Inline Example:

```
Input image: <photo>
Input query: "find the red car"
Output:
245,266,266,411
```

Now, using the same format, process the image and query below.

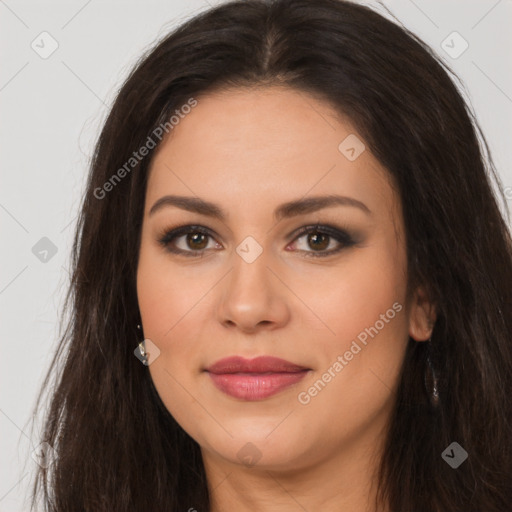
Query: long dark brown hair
29,0,512,510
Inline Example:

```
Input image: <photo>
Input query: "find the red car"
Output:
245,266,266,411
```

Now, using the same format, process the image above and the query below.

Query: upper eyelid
159,223,348,239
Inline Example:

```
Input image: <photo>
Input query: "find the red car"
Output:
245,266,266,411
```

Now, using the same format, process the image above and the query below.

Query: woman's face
137,86,432,474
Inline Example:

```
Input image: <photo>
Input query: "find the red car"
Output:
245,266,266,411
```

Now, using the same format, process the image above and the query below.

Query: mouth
204,356,311,401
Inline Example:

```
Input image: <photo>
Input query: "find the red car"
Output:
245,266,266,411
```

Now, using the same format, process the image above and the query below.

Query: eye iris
187,232,208,250
308,232,329,251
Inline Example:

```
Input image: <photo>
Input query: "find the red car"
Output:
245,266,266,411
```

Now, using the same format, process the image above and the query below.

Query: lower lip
206,371,309,400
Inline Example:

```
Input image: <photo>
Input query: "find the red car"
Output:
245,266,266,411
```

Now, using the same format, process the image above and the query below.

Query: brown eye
186,232,209,250
158,225,219,257
158,223,356,258
289,224,356,257
305,232,330,251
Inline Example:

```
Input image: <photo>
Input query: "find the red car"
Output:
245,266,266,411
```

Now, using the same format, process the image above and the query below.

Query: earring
136,324,148,364
424,337,440,408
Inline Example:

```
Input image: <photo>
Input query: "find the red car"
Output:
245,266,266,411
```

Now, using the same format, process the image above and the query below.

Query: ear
408,286,437,342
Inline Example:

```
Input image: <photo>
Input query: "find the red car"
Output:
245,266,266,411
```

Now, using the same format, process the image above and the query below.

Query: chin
199,425,312,470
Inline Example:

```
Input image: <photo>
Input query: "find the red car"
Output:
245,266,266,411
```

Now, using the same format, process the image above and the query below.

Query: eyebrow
148,194,371,220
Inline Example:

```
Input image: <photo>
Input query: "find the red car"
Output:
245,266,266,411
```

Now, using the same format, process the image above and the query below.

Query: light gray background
1,0,511,510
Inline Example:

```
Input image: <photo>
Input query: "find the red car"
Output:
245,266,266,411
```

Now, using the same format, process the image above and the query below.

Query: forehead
146,86,398,221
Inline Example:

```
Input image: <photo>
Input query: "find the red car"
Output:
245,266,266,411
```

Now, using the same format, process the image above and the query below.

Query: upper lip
205,356,309,374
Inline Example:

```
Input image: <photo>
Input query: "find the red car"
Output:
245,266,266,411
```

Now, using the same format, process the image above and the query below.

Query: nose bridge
216,234,290,331
229,236,274,302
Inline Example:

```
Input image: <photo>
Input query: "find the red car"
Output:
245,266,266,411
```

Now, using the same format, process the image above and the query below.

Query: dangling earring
424,337,440,408
136,324,148,365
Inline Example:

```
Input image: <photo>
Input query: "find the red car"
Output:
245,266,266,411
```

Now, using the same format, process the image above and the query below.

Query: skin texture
136,86,436,512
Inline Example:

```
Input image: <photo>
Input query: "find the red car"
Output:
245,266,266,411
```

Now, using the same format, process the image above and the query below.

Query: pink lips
205,356,310,401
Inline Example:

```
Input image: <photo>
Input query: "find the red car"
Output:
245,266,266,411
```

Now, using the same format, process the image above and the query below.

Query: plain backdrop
1,0,511,510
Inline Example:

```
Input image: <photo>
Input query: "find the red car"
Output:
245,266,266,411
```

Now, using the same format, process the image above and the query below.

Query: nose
215,249,291,334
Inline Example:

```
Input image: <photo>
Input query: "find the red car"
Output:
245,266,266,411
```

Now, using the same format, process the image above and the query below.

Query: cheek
292,239,409,417
136,234,211,339
136,251,209,435
136,239,215,417
293,239,407,352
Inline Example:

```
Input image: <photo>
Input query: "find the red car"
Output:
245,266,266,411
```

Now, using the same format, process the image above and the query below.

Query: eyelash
157,223,357,259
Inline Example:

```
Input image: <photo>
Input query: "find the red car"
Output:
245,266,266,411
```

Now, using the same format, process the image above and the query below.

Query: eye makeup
156,221,361,259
